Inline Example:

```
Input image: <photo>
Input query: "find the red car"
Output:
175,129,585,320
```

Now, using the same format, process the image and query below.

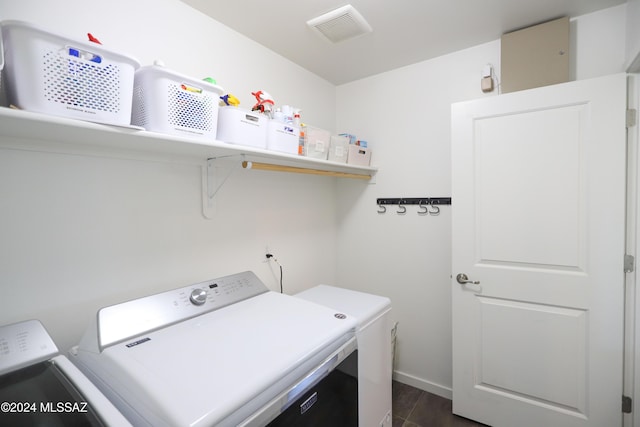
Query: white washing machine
295,285,393,427
0,319,131,426
70,271,361,426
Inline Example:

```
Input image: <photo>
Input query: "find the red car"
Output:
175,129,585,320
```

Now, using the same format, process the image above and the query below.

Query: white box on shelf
216,107,268,148
303,126,330,160
328,135,350,163
267,121,299,154
347,145,372,166
131,65,224,139
0,20,139,126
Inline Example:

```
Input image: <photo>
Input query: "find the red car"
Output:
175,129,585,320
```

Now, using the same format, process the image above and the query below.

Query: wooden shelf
0,107,377,179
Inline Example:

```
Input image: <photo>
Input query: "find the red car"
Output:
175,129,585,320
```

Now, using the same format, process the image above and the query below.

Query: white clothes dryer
295,285,393,427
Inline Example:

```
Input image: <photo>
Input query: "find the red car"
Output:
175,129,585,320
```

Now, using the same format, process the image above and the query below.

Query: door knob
456,273,480,285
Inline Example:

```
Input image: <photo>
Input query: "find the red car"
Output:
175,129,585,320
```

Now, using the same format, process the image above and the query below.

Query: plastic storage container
0,20,139,126
131,65,224,139
347,145,372,166
328,134,350,163
216,107,268,148
266,120,299,154
303,125,331,160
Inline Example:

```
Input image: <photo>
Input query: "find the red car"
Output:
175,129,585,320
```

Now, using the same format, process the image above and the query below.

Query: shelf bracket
202,155,244,219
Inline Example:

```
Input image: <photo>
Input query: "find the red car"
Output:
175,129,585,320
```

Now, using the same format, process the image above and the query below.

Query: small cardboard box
328,135,350,163
267,121,299,154
216,107,267,148
347,145,372,166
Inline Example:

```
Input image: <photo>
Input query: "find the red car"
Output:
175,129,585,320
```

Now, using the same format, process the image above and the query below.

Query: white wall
626,0,640,70
335,4,629,398
0,0,343,352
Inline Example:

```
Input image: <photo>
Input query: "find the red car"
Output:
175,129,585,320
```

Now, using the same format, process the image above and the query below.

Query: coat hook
418,200,429,215
429,199,440,216
397,200,407,215
377,201,386,214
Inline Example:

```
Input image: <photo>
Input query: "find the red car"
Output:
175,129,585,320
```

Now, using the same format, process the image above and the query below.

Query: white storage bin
303,126,331,160
0,20,139,126
267,121,299,154
217,107,267,149
131,65,223,139
328,135,349,163
347,145,372,166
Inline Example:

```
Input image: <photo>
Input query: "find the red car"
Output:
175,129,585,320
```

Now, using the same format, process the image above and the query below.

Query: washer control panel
0,320,58,375
97,271,269,349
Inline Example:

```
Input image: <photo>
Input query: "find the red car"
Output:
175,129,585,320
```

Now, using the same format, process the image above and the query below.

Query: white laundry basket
0,20,139,125
131,65,224,139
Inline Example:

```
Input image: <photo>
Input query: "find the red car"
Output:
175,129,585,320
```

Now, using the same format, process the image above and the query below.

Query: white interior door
451,73,627,427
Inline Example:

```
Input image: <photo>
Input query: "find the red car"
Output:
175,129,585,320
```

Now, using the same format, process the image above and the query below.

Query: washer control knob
189,288,208,306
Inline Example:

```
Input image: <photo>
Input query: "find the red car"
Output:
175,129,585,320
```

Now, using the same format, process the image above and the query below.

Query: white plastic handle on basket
65,45,102,64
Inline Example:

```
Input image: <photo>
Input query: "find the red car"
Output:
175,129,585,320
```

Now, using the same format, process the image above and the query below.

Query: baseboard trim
393,370,453,400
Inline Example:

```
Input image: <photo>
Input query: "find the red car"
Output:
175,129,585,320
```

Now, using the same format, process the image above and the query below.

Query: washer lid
0,359,109,426
0,321,132,426
75,291,357,427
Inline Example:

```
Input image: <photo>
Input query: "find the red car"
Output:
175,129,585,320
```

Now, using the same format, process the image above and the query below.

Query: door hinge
623,395,632,413
624,254,635,273
627,109,637,128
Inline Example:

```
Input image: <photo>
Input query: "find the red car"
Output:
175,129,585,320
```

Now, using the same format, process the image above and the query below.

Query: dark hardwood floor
392,381,489,427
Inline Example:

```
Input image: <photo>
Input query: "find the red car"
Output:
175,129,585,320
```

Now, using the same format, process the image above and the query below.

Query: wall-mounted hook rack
376,197,451,216
376,197,452,206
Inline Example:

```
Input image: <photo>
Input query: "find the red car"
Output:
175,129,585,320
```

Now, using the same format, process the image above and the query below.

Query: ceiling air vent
307,4,372,43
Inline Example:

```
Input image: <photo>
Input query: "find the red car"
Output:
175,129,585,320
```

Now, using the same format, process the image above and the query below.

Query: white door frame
630,72,640,427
